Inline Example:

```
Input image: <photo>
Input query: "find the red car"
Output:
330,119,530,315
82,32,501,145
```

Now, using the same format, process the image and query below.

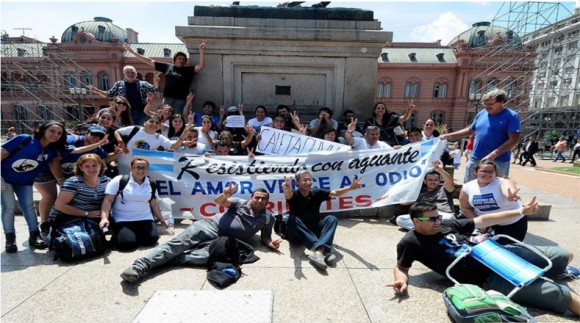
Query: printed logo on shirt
134,140,151,150
61,162,75,176
11,159,39,173
472,193,500,212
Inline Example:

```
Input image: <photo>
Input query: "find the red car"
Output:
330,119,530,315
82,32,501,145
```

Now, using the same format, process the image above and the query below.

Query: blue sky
1,1,577,45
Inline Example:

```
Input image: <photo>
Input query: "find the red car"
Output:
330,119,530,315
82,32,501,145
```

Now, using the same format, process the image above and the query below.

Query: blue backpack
52,218,105,261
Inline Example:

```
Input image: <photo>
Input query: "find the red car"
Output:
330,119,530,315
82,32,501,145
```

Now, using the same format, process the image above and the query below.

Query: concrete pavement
1,161,579,322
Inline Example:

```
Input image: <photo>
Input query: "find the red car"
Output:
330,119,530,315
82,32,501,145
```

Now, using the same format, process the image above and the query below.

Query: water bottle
166,213,175,235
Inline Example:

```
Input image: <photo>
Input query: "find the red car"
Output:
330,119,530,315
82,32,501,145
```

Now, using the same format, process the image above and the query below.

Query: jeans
163,97,187,115
484,244,571,314
1,182,39,234
131,110,147,127
286,215,337,254
464,158,510,183
554,151,566,162
134,219,219,270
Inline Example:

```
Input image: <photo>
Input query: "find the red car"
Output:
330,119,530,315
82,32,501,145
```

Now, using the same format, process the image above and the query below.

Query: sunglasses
116,101,129,106
416,215,442,223
90,132,105,139
478,170,495,174
133,165,148,171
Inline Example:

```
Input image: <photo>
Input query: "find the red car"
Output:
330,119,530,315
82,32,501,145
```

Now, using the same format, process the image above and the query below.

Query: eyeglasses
116,101,128,106
147,120,160,124
478,170,495,174
416,215,442,223
133,166,148,171
484,101,499,106
90,132,105,139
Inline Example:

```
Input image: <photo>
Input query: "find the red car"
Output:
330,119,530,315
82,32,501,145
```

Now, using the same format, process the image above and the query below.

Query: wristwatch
84,211,89,218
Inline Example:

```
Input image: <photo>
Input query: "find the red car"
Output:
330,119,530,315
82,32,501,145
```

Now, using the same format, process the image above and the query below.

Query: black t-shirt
288,189,331,226
155,61,196,100
125,82,144,113
364,113,400,146
396,218,491,285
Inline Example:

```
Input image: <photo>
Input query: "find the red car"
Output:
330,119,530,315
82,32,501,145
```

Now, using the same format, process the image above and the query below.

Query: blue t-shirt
1,134,58,185
470,108,520,161
59,135,107,177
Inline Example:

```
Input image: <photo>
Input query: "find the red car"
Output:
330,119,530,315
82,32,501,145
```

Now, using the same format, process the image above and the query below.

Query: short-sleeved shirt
116,126,173,174
470,108,520,161
60,135,107,178
1,134,58,185
51,175,110,214
288,189,331,225
462,177,522,226
210,198,274,242
351,137,391,150
155,61,196,101
417,185,454,214
396,218,492,285
105,174,157,223
247,117,273,133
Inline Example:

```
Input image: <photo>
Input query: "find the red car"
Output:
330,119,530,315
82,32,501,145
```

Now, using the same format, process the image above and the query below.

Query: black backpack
121,126,141,144
116,175,157,203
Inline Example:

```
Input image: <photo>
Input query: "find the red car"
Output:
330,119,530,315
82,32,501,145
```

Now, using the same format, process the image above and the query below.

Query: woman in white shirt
247,105,272,133
100,157,168,251
194,115,217,152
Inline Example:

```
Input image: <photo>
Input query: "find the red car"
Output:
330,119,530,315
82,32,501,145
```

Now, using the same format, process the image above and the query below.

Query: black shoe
5,233,17,253
29,231,48,249
39,221,50,242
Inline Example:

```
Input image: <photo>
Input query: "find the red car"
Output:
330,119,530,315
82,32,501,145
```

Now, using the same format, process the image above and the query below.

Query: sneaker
556,265,580,281
307,253,327,270
121,262,149,283
324,253,337,266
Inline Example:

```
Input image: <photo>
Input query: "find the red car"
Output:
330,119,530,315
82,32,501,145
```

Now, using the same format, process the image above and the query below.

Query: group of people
2,41,579,318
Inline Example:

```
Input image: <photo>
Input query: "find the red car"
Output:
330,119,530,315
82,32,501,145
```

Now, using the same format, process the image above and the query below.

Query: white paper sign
224,115,246,128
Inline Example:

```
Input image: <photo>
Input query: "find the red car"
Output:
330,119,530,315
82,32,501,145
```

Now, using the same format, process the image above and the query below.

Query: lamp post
69,87,88,122
467,92,481,124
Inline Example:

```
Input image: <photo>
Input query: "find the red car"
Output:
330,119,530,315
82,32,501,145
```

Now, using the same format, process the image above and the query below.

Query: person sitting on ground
120,184,281,283
282,170,362,270
460,159,527,242
336,109,363,139
49,154,111,233
276,105,300,132
364,101,414,146
387,201,580,317
344,118,391,150
100,157,168,251
246,105,272,133
193,100,220,131
177,127,207,155
308,107,338,139
404,127,423,145
396,161,456,230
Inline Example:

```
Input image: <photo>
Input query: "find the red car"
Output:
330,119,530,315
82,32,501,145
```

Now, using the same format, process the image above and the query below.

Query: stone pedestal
175,5,392,120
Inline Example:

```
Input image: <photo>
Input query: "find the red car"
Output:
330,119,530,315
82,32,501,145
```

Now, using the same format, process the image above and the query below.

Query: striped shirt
60,175,110,211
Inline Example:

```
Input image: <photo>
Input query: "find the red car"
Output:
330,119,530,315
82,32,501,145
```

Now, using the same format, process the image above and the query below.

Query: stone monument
176,4,392,120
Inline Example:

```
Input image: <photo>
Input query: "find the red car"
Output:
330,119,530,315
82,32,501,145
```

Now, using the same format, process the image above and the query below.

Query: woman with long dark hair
1,120,67,252
364,102,413,146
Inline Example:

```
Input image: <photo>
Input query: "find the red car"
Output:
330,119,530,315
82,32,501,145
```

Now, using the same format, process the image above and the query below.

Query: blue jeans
484,244,571,314
286,215,337,254
1,182,39,234
163,97,187,115
134,219,219,270
554,151,566,162
464,158,511,183
131,110,147,127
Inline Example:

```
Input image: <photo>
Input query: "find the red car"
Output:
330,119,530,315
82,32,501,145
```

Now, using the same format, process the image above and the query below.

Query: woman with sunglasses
1,121,67,253
459,159,527,242
34,124,115,241
100,157,167,251
115,115,190,174
364,101,413,146
110,96,133,127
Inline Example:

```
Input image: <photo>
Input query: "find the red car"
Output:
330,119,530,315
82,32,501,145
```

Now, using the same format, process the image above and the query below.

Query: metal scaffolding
1,41,96,133
466,1,579,141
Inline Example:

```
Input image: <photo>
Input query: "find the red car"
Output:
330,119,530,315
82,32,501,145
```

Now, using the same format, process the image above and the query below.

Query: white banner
256,126,350,155
128,139,445,218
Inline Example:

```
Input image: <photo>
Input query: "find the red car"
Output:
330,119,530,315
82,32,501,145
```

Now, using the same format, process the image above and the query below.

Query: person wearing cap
308,107,338,139
122,41,206,115
88,65,159,126
34,124,117,241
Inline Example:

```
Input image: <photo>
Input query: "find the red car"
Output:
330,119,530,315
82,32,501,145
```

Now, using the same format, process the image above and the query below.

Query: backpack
443,284,536,323
52,218,105,261
116,174,157,203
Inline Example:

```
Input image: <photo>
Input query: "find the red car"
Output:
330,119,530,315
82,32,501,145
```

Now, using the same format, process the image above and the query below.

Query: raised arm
282,176,294,200
344,118,358,146
214,182,238,208
432,160,455,193
87,84,108,98
398,99,415,123
194,40,206,73
330,176,362,196
123,44,155,67
439,126,474,141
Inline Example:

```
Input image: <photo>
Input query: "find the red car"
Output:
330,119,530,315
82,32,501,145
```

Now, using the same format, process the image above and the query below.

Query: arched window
430,111,444,125
468,79,481,97
383,82,392,98
65,73,77,88
504,78,515,98
377,82,384,97
486,79,498,92
99,73,110,90
81,72,92,86
433,82,448,98
405,81,420,98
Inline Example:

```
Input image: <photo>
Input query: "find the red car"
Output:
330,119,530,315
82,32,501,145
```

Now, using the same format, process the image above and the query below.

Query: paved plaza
1,159,579,322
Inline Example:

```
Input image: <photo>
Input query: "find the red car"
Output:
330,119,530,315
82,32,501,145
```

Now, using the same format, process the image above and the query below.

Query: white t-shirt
351,137,391,150
196,128,216,151
179,142,208,155
105,174,158,223
247,117,273,132
117,126,173,174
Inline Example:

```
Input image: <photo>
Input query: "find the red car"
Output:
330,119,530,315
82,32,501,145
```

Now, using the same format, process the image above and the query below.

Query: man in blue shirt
440,89,520,182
